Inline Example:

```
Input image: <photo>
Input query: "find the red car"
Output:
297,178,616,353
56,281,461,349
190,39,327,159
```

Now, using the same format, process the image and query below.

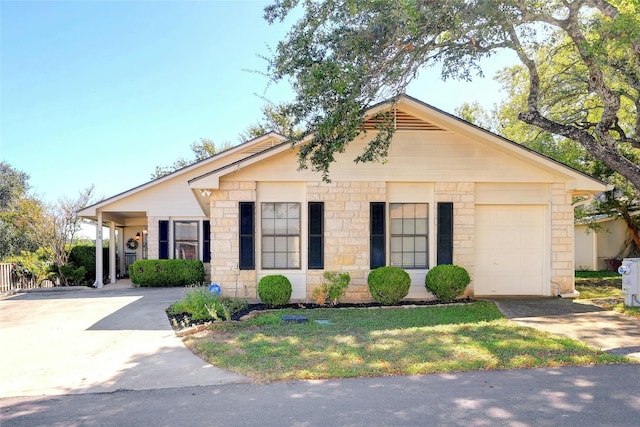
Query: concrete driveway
490,297,640,361
0,284,248,398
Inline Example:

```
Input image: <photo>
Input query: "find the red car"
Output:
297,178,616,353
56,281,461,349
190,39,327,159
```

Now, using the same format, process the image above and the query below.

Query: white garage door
474,205,547,296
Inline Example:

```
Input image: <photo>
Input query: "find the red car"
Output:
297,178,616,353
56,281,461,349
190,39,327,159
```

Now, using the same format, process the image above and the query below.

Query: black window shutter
158,220,169,259
370,202,386,269
437,202,454,265
239,202,255,270
308,202,324,269
203,220,211,263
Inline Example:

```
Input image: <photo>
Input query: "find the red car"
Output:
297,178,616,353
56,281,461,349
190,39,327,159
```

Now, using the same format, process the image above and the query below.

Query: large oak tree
265,0,639,188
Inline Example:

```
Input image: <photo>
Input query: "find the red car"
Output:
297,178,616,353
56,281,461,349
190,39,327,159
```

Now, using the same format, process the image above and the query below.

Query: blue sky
1,0,517,204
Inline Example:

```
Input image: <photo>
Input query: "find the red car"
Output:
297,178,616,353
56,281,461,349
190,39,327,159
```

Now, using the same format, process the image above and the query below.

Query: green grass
575,276,640,318
184,301,630,382
575,270,620,279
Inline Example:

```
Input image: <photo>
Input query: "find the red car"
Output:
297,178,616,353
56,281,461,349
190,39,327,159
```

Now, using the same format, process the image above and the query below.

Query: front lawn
184,301,629,382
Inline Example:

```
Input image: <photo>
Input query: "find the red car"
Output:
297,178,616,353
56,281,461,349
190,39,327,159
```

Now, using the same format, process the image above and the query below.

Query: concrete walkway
0,282,249,398
490,297,640,361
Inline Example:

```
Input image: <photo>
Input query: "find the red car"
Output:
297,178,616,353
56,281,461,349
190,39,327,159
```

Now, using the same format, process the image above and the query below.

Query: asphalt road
2,364,639,427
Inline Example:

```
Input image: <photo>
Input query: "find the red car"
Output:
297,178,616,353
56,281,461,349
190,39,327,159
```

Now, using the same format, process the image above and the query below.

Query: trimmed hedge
367,266,411,305
425,264,470,302
129,259,205,287
257,274,292,307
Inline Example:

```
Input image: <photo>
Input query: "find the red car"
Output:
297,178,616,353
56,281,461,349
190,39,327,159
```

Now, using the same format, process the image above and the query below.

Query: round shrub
367,266,411,305
425,264,470,302
258,275,292,307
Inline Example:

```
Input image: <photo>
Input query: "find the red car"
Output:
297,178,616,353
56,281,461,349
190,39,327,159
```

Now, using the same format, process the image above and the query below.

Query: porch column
94,211,104,288
109,221,116,284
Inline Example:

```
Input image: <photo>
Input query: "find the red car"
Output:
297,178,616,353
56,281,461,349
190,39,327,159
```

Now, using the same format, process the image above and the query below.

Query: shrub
258,275,292,307
68,245,109,284
312,271,350,306
367,266,411,305
168,287,248,322
129,259,205,287
425,264,470,302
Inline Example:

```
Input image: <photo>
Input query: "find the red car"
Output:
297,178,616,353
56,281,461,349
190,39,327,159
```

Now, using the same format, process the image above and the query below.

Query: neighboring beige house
575,214,637,271
78,95,608,300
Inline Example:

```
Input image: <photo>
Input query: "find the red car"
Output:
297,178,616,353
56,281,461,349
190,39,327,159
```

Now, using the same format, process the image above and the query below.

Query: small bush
258,275,292,307
312,271,350,305
367,266,411,305
129,259,205,287
425,264,470,302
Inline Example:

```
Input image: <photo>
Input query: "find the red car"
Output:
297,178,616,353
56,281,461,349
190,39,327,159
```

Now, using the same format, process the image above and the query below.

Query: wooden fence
0,263,55,293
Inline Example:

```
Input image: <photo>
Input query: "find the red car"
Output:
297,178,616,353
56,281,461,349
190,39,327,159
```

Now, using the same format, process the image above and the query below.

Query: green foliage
68,245,109,284
312,271,350,305
58,264,87,286
367,266,410,305
265,1,640,191
257,274,292,307
3,248,53,284
425,264,471,303
169,287,248,322
129,259,205,287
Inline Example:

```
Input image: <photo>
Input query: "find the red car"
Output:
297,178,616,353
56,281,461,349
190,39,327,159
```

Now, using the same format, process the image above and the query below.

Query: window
174,221,198,260
308,202,324,269
261,202,300,269
390,203,428,268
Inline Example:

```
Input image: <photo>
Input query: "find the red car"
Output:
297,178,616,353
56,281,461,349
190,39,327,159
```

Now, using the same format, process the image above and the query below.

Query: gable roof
78,132,287,217
187,94,608,192
79,94,609,219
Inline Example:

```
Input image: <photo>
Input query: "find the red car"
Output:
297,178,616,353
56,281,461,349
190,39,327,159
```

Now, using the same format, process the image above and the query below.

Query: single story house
78,95,608,300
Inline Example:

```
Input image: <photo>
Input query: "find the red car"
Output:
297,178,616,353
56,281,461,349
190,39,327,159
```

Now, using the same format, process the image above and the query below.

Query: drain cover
281,315,307,323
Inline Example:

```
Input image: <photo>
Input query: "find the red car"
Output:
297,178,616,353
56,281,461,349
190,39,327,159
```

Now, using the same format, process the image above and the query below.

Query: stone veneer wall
210,181,257,298
550,183,575,295
435,182,475,297
306,181,386,301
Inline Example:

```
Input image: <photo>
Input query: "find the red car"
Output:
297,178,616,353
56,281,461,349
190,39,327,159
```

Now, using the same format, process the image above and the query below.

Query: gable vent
364,108,444,131
240,138,284,155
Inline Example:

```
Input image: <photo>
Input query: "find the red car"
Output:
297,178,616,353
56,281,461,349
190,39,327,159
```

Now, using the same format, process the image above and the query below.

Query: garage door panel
475,205,546,296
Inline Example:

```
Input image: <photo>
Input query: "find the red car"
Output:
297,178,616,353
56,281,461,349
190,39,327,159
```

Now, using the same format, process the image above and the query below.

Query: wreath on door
126,238,138,250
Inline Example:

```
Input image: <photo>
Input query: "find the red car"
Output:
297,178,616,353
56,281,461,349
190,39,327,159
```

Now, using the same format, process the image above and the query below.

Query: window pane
415,237,427,252
262,252,275,269
274,252,287,268
175,242,197,260
275,203,287,218
274,219,287,234
391,252,402,266
415,203,428,218
390,203,402,219
403,219,415,235
262,218,275,234
288,218,300,234
416,218,427,235
262,203,275,219
390,236,402,252
403,236,414,252
274,236,287,252
288,252,300,268
391,218,402,234
415,252,427,267
288,203,300,218
262,236,274,252
402,203,415,218
175,222,197,240
403,252,414,267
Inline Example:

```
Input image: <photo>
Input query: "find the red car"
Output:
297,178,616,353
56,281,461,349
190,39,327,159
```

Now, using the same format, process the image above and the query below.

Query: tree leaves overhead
265,0,640,188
